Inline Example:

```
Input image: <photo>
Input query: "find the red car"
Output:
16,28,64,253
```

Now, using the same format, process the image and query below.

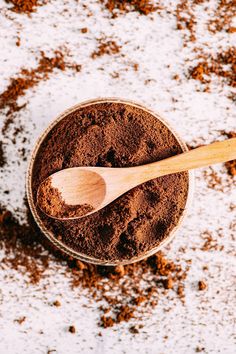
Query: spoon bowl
37,168,107,219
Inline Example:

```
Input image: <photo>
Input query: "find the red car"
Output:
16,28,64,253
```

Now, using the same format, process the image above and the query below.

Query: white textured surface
0,1,235,353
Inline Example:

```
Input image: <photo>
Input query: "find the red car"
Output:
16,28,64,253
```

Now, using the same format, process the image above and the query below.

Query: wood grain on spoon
37,138,236,220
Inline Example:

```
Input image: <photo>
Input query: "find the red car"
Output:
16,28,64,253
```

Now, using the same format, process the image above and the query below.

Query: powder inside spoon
37,177,94,219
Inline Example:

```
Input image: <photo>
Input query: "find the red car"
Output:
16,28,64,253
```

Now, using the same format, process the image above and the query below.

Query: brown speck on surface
16,36,21,46
225,159,236,176
195,346,206,353
81,27,88,33
163,277,173,289
129,325,139,334
101,315,114,328
68,325,76,333
53,300,61,307
15,316,26,324
177,284,185,300
173,74,180,80
198,280,207,291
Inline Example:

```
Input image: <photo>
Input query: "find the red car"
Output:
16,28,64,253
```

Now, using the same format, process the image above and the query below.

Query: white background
0,1,235,353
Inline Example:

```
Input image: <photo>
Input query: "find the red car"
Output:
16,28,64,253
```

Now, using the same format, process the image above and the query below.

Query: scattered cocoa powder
177,284,185,301
208,0,236,33
176,0,197,43
198,280,207,291
129,325,139,334
0,205,51,284
101,0,158,16
225,159,236,177
91,37,121,59
5,0,47,14
203,167,223,190
163,277,173,290
0,50,66,134
53,300,61,307
16,36,21,47
0,203,189,329
14,316,26,324
68,325,76,333
189,47,236,89
81,27,88,33
200,231,224,252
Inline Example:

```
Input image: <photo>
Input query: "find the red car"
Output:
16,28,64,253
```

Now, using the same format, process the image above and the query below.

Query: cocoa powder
101,0,158,16
31,101,189,262
208,0,236,33
5,0,47,14
189,47,236,89
0,50,66,134
91,36,121,59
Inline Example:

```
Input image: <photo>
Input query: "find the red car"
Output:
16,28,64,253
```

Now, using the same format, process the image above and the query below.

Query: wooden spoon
37,138,236,220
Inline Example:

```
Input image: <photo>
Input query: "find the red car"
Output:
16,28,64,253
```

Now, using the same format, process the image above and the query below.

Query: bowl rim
26,97,194,266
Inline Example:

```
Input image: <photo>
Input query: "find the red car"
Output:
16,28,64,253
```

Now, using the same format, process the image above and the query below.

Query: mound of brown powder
31,101,189,262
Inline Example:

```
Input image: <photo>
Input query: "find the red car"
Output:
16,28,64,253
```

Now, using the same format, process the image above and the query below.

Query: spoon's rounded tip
37,174,96,220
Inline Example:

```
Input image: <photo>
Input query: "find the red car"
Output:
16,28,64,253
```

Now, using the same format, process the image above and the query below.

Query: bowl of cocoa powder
27,98,194,265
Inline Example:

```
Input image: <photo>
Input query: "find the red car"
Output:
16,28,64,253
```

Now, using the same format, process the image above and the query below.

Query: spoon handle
137,138,236,181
